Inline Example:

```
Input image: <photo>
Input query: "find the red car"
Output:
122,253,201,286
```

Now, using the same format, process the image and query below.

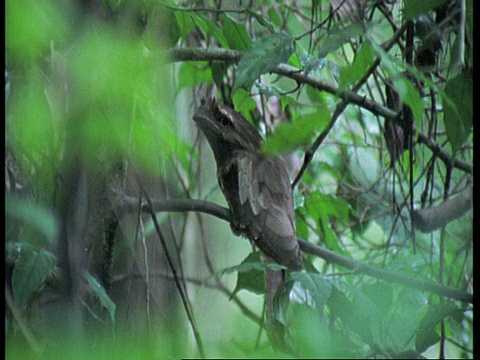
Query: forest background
5,0,473,358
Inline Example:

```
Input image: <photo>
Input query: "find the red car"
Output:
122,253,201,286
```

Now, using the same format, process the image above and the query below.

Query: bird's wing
225,151,302,270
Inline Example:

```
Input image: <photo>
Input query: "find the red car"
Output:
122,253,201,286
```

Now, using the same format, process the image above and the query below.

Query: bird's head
193,98,263,162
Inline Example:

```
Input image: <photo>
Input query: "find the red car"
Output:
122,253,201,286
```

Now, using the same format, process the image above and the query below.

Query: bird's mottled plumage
193,98,303,271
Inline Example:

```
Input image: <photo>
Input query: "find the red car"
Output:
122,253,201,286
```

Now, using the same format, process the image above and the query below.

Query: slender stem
138,186,206,358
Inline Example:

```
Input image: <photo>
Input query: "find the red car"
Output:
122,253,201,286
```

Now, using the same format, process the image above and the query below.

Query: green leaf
327,284,378,345
177,62,213,90
193,15,229,48
6,242,23,264
318,23,365,58
339,42,376,91
246,9,279,33
220,13,252,51
303,191,350,254
229,252,265,296
234,33,295,90
12,246,57,307
225,252,285,297
6,0,69,64
84,271,116,325
291,272,332,310
174,11,195,39
67,25,176,174
6,196,58,244
262,107,330,156
443,71,473,152
232,88,258,115
404,0,449,20
415,303,463,352
392,76,424,123
304,191,350,223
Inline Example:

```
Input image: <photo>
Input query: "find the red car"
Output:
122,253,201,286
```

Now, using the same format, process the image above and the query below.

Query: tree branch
167,47,398,119
118,196,472,304
166,47,472,175
298,240,472,304
412,184,473,233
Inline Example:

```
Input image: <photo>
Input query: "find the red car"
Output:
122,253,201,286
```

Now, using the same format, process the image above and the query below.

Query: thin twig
138,185,205,358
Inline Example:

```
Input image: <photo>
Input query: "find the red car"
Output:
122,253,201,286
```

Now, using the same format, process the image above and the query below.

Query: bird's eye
219,114,231,127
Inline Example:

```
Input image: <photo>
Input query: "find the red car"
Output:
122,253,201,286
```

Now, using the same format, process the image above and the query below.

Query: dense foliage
6,0,472,359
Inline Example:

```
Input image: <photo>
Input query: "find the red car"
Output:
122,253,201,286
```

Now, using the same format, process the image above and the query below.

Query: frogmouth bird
193,98,303,270
193,98,303,349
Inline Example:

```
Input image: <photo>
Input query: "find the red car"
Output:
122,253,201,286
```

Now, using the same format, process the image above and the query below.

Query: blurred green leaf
84,271,116,325
67,24,175,173
234,33,295,90
6,0,69,65
177,62,213,90
69,25,156,106
7,69,56,167
220,13,252,51
12,245,57,308
6,242,23,264
443,71,473,152
262,107,329,156
6,196,58,244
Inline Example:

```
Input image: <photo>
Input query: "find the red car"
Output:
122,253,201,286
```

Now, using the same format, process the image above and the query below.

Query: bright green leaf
177,62,213,90
6,0,69,65
174,11,195,39
7,68,57,172
232,89,258,115
303,191,350,253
